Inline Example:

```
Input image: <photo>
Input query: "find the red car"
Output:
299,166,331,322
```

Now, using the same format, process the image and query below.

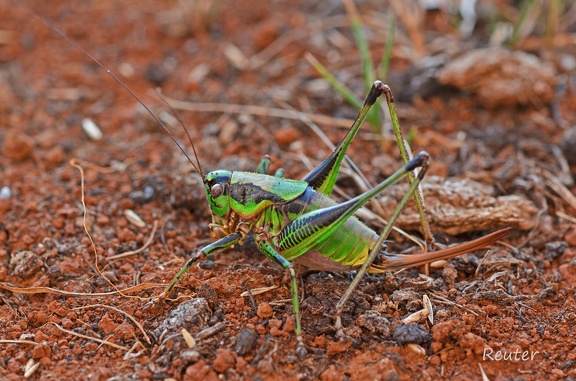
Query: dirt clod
212,348,236,373
355,312,391,336
256,301,273,319
9,250,43,278
184,360,219,381
393,324,432,347
154,298,211,339
2,129,34,160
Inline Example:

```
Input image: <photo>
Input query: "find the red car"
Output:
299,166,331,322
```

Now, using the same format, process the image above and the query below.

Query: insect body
159,82,511,352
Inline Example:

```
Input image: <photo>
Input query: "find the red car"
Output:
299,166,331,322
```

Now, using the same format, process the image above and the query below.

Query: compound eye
210,183,223,198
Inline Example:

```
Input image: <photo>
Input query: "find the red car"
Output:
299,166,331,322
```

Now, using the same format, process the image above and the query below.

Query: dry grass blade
478,362,491,381
389,0,425,58
123,341,146,360
239,285,277,297
159,94,354,129
543,170,576,211
0,281,162,296
49,322,129,351
24,359,40,378
557,211,576,225
73,304,151,344
195,321,227,340
69,159,155,301
0,339,38,345
431,294,479,317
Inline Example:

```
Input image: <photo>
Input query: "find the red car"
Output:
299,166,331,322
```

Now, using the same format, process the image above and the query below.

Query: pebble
9,250,43,278
32,343,51,359
564,229,576,246
0,186,11,199
274,126,301,146
153,298,211,339
3,129,34,160
235,328,258,356
184,360,218,381
81,118,103,141
212,348,235,373
551,368,564,378
393,324,432,346
257,302,273,319
98,313,119,335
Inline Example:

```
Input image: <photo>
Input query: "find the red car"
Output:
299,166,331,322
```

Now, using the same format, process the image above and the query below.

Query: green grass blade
508,0,537,46
305,53,363,111
350,17,375,92
379,14,395,82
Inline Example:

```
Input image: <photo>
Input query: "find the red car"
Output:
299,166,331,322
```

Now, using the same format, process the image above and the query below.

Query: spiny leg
383,86,435,250
302,80,385,196
256,240,306,356
334,157,430,337
158,232,243,299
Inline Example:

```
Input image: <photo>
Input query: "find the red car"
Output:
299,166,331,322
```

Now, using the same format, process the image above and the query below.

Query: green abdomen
280,187,379,271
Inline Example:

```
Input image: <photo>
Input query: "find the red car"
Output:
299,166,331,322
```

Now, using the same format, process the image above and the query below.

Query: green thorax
229,172,308,218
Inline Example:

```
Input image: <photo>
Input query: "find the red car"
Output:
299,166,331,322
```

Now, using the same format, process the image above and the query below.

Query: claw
294,335,311,358
143,290,169,311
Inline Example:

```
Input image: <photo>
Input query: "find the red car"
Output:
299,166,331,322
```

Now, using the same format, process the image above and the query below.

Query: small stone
326,339,352,355
184,360,218,381
45,145,65,166
313,335,326,348
320,364,340,381
356,312,391,335
274,127,301,146
98,314,119,335
235,328,258,356
3,129,34,160
153,298,211,339
282,316,295,333
459,332,487,355
429,355,441,366
257,302,273,319
430,342,443,353
114,322,136,341
32,343,51,359
9,250,43,278
551,368,564,378
393,324,432,346
212,348,235,373
544,241,568,261
269,326,282,337
432,319,463,342
565,228,576,246
34,331,50,343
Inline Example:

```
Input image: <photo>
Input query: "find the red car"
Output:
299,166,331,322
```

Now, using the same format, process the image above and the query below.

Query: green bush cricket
17,1,511,356
154,81,510,354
